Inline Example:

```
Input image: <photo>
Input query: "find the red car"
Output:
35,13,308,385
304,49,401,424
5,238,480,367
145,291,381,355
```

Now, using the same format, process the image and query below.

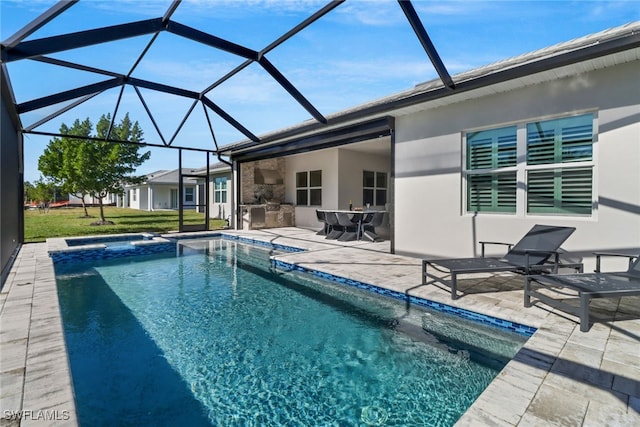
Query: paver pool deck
1,228,638,426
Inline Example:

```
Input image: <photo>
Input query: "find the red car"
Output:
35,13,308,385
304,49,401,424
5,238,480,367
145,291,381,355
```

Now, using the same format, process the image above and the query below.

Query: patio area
1,227,638,426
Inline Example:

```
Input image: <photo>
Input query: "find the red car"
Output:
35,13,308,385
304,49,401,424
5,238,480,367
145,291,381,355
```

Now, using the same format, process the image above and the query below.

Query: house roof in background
189,162,232,176
138,168,198,185
130,163,230,186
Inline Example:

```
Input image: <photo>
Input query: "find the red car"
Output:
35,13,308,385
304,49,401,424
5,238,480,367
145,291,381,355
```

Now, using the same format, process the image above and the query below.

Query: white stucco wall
394,60,640,271
128,187,142,210
285,149,339,228
337,148,391,210
151,186,172,210
284,147,391,229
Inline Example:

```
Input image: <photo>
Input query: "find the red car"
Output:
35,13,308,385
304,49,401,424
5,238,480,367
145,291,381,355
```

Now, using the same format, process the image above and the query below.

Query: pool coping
2,230,639,426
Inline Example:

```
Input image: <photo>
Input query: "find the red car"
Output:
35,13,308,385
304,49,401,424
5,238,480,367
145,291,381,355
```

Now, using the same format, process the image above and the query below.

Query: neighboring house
221,22,640,271
190,162,233,221
121,169,199,211
68,193,117,206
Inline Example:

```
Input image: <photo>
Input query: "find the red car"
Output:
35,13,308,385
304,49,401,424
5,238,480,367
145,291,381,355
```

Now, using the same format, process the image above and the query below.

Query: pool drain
361,406,389,426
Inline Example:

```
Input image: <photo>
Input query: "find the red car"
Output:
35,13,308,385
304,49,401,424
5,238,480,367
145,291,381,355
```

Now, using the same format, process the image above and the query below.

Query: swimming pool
54,237,528,426
64,233,155,247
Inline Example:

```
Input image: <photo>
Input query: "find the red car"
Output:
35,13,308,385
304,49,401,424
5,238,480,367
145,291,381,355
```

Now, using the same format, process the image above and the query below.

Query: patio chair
361,212,386,242
525,252,640,332
336,212,362,242
315,210,328,235
324,212,344,240
422,224,582,300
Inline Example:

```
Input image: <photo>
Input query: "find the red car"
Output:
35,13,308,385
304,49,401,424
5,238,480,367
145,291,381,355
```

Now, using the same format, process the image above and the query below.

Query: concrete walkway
1,228,638,426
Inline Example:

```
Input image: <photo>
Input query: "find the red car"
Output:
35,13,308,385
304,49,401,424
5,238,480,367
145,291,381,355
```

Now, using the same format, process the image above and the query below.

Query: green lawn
24,206,227,243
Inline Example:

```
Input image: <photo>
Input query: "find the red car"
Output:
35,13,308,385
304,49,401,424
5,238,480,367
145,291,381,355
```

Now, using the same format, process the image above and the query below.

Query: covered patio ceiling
1,0,450,157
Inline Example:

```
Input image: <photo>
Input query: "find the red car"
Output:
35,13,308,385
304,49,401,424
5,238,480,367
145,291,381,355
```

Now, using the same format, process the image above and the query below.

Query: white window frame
296,170,322,206
184,187,194,203
363,170,388,207
462,111,597,218
214,177,227,204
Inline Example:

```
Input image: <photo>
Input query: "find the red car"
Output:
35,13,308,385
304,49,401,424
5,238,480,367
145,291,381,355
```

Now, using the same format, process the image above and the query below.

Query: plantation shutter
467,126,517,170
526,114,593,215
527,114,593,165
466,126,516,213
527,167,593,214
467,172,516,213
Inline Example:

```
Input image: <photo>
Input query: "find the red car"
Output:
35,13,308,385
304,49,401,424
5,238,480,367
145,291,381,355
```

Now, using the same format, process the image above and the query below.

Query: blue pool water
54,238,528,426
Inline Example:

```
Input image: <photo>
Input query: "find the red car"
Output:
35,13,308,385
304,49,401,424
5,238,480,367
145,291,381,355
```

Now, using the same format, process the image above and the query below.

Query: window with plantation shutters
465,126,517,213
464,113,595,216
526,114,593,214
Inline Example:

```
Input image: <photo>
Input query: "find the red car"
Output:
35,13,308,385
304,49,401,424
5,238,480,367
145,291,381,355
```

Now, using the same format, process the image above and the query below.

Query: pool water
54,238,527,426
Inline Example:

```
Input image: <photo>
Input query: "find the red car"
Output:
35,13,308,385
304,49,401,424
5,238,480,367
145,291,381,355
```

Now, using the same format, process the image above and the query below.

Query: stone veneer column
240,158,286,204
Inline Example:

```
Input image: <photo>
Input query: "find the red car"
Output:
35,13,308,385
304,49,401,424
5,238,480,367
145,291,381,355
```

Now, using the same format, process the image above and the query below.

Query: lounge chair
525,252,640,332
422,224,582,300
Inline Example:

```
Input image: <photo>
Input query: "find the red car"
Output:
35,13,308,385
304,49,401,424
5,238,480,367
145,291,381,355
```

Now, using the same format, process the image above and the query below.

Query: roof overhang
229,116,394,163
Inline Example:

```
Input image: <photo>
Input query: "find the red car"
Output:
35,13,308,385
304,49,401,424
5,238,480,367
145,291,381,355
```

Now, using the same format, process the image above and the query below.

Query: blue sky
2,0,637,183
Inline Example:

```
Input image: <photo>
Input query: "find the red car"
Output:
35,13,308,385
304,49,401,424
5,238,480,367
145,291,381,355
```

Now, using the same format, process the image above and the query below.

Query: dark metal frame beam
202,102,232,166
201,96,259,142
201,0,344,95
24,92,102,132
398,0,455,89
4,0,344,147
127,77,199,99
258,56,327,124
133,86,168,146
1,0,78,49
23,129,218,154
166,21,258,60
30,55,122,78
2,18,165,62
16,78,122,113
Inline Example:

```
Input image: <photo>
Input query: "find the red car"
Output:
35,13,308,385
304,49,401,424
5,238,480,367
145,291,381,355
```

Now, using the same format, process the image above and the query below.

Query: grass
24,206,227,243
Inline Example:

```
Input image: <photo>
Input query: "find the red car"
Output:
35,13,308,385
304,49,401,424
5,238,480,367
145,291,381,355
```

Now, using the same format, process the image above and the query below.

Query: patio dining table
318,209,386,241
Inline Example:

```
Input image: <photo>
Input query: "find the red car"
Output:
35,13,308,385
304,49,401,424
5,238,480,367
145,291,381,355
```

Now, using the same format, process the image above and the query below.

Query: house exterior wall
127,186,147,210
68,194,115,206
337,148,390,210
208,171,233,220
285,149,339,228
151,185,172,210
284,147,391,229
125,183,197,211
138,185,149,210
393,60,640,271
